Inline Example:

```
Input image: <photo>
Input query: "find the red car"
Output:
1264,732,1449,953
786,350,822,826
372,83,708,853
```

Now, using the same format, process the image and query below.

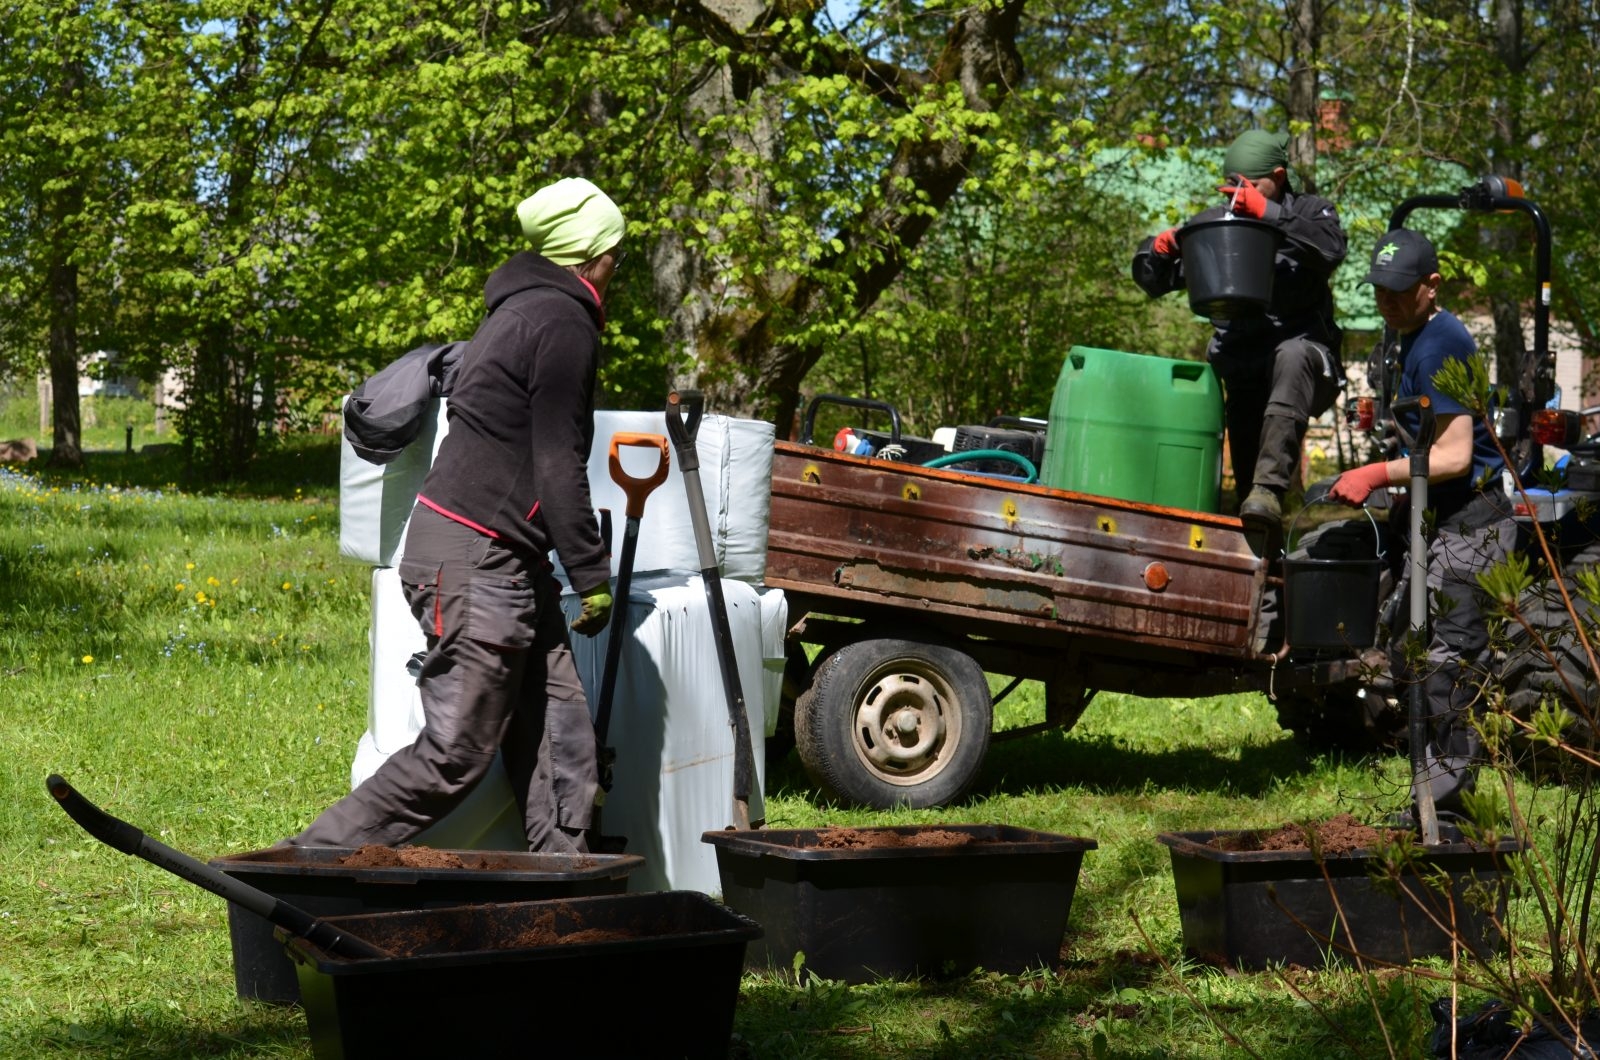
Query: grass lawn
0,435,1548,1058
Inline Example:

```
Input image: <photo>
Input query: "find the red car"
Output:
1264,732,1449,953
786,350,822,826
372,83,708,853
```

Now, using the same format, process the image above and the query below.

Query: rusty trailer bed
764,441,1272,672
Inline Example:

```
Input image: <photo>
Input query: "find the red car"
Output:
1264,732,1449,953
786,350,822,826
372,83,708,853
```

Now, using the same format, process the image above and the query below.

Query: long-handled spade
590,433,671,851
665,391,758,831
1391,395,1441,846
45,774,392,960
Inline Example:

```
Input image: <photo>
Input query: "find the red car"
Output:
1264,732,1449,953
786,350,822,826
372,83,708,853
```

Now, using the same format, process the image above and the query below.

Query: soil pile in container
1207,813,1407,856
338,845,466,869
506,906,636,949
815,826,975,850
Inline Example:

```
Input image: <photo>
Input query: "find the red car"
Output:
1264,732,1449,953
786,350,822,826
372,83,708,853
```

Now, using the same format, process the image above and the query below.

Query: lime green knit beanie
515,178,626,266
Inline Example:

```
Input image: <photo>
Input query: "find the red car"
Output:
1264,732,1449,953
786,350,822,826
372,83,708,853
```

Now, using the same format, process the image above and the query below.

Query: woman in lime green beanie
290,178,626,854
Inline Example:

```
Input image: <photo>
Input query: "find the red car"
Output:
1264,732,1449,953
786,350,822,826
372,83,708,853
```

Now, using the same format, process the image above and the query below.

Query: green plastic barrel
1039,346,1224,512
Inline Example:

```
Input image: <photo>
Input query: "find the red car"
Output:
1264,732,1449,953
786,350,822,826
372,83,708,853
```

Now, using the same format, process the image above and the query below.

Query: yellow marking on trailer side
1098,515,1117,534
1190,525,1206,550
1001,499,1018,526
902,483,921,502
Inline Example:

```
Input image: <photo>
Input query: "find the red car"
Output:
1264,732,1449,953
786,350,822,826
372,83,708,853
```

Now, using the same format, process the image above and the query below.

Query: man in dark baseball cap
1331,226,1512,825
1362,229,1440,291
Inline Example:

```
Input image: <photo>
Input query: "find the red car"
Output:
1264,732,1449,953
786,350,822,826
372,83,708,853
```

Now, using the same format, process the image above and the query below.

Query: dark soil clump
814,827,976,850
505,908,633,949
339,844,466,869
1209,813,1407,856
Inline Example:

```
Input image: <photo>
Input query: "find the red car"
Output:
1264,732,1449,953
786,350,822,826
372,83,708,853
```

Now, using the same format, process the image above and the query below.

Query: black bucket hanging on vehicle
1283,503,1385,651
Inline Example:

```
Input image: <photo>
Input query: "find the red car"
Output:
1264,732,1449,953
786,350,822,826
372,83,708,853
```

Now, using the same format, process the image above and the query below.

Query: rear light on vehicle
1531,408,1582,447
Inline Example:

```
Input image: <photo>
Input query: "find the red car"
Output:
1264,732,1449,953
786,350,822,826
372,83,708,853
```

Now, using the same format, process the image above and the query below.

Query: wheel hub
854,673,950,776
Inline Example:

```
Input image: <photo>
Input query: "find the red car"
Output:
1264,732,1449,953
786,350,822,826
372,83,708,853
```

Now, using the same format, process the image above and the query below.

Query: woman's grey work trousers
294,504,597,852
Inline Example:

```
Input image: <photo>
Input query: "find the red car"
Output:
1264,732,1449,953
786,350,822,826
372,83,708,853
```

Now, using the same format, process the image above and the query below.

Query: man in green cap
1133,129,1348,531
290,177,625,854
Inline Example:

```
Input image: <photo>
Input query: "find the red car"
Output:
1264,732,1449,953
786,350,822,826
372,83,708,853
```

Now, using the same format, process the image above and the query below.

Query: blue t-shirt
1395,308,1504,517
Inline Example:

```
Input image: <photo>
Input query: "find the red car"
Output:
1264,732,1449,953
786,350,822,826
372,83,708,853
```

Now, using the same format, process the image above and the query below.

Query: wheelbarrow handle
46,774,392,959
665,391,704,473
608,433,670,520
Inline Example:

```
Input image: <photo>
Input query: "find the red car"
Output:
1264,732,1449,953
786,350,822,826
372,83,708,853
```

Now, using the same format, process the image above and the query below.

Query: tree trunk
655,0,1026,434
183,12,265,480
44,44,86,469
1487,0,1527,392
45,255,83,468
1286,0,1323,193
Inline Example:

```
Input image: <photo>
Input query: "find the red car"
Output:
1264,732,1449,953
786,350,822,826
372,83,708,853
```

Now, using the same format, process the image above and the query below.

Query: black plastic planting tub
210,845,643,1003
283,892,760,1060
703,824,1096,983
1158,829,1523,970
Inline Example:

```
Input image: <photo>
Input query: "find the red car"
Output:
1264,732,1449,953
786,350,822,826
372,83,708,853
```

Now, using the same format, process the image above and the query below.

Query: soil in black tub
1207,814,1409,856
371,901,654,957
334,844,602,871
814,826,978,849
339,845,464,869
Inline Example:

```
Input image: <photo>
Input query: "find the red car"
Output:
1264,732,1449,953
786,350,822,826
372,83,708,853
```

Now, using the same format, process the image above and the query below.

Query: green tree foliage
2,0,1598,475
0,0,143,465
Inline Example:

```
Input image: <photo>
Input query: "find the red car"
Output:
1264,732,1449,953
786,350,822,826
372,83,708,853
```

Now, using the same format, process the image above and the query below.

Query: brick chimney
1316,94,1351,153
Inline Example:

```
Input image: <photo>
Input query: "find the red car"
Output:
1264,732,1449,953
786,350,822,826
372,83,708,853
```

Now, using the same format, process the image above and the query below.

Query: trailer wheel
793,638,992,809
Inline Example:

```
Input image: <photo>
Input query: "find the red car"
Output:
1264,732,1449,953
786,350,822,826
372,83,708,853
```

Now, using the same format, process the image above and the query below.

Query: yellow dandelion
186,562,195,570
207,577,220,587
195,591,207,604
175,582,186,591
281,581,292,591
81,655,94,664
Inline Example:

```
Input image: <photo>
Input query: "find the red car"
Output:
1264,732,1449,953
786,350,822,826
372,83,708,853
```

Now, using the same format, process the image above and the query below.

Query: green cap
515,178,626,266
1223,130,1290,180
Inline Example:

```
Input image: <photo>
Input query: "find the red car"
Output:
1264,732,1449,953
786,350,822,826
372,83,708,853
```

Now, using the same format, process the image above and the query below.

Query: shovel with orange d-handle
591,432,671,852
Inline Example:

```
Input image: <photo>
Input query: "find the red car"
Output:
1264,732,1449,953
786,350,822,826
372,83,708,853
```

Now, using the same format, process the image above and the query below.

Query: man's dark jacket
1131,189,1347,377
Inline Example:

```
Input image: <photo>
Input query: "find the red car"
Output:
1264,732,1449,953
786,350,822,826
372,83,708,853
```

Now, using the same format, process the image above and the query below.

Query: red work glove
1328,462,1391,506
1152,228,1180,257
1218,175,1269,219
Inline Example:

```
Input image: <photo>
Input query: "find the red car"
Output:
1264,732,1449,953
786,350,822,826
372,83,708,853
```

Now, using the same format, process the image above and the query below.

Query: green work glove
570,585,613,636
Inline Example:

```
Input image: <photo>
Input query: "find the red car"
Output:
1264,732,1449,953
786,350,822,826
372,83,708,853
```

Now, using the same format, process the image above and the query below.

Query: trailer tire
793,638,992,809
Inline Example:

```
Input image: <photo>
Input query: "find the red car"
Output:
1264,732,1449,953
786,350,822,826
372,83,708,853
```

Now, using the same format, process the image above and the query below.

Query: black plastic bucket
703,824,1096,983
1158,829,1523,970
210,845,643,1004
1179,215,1282,318
1282,504,1384,651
